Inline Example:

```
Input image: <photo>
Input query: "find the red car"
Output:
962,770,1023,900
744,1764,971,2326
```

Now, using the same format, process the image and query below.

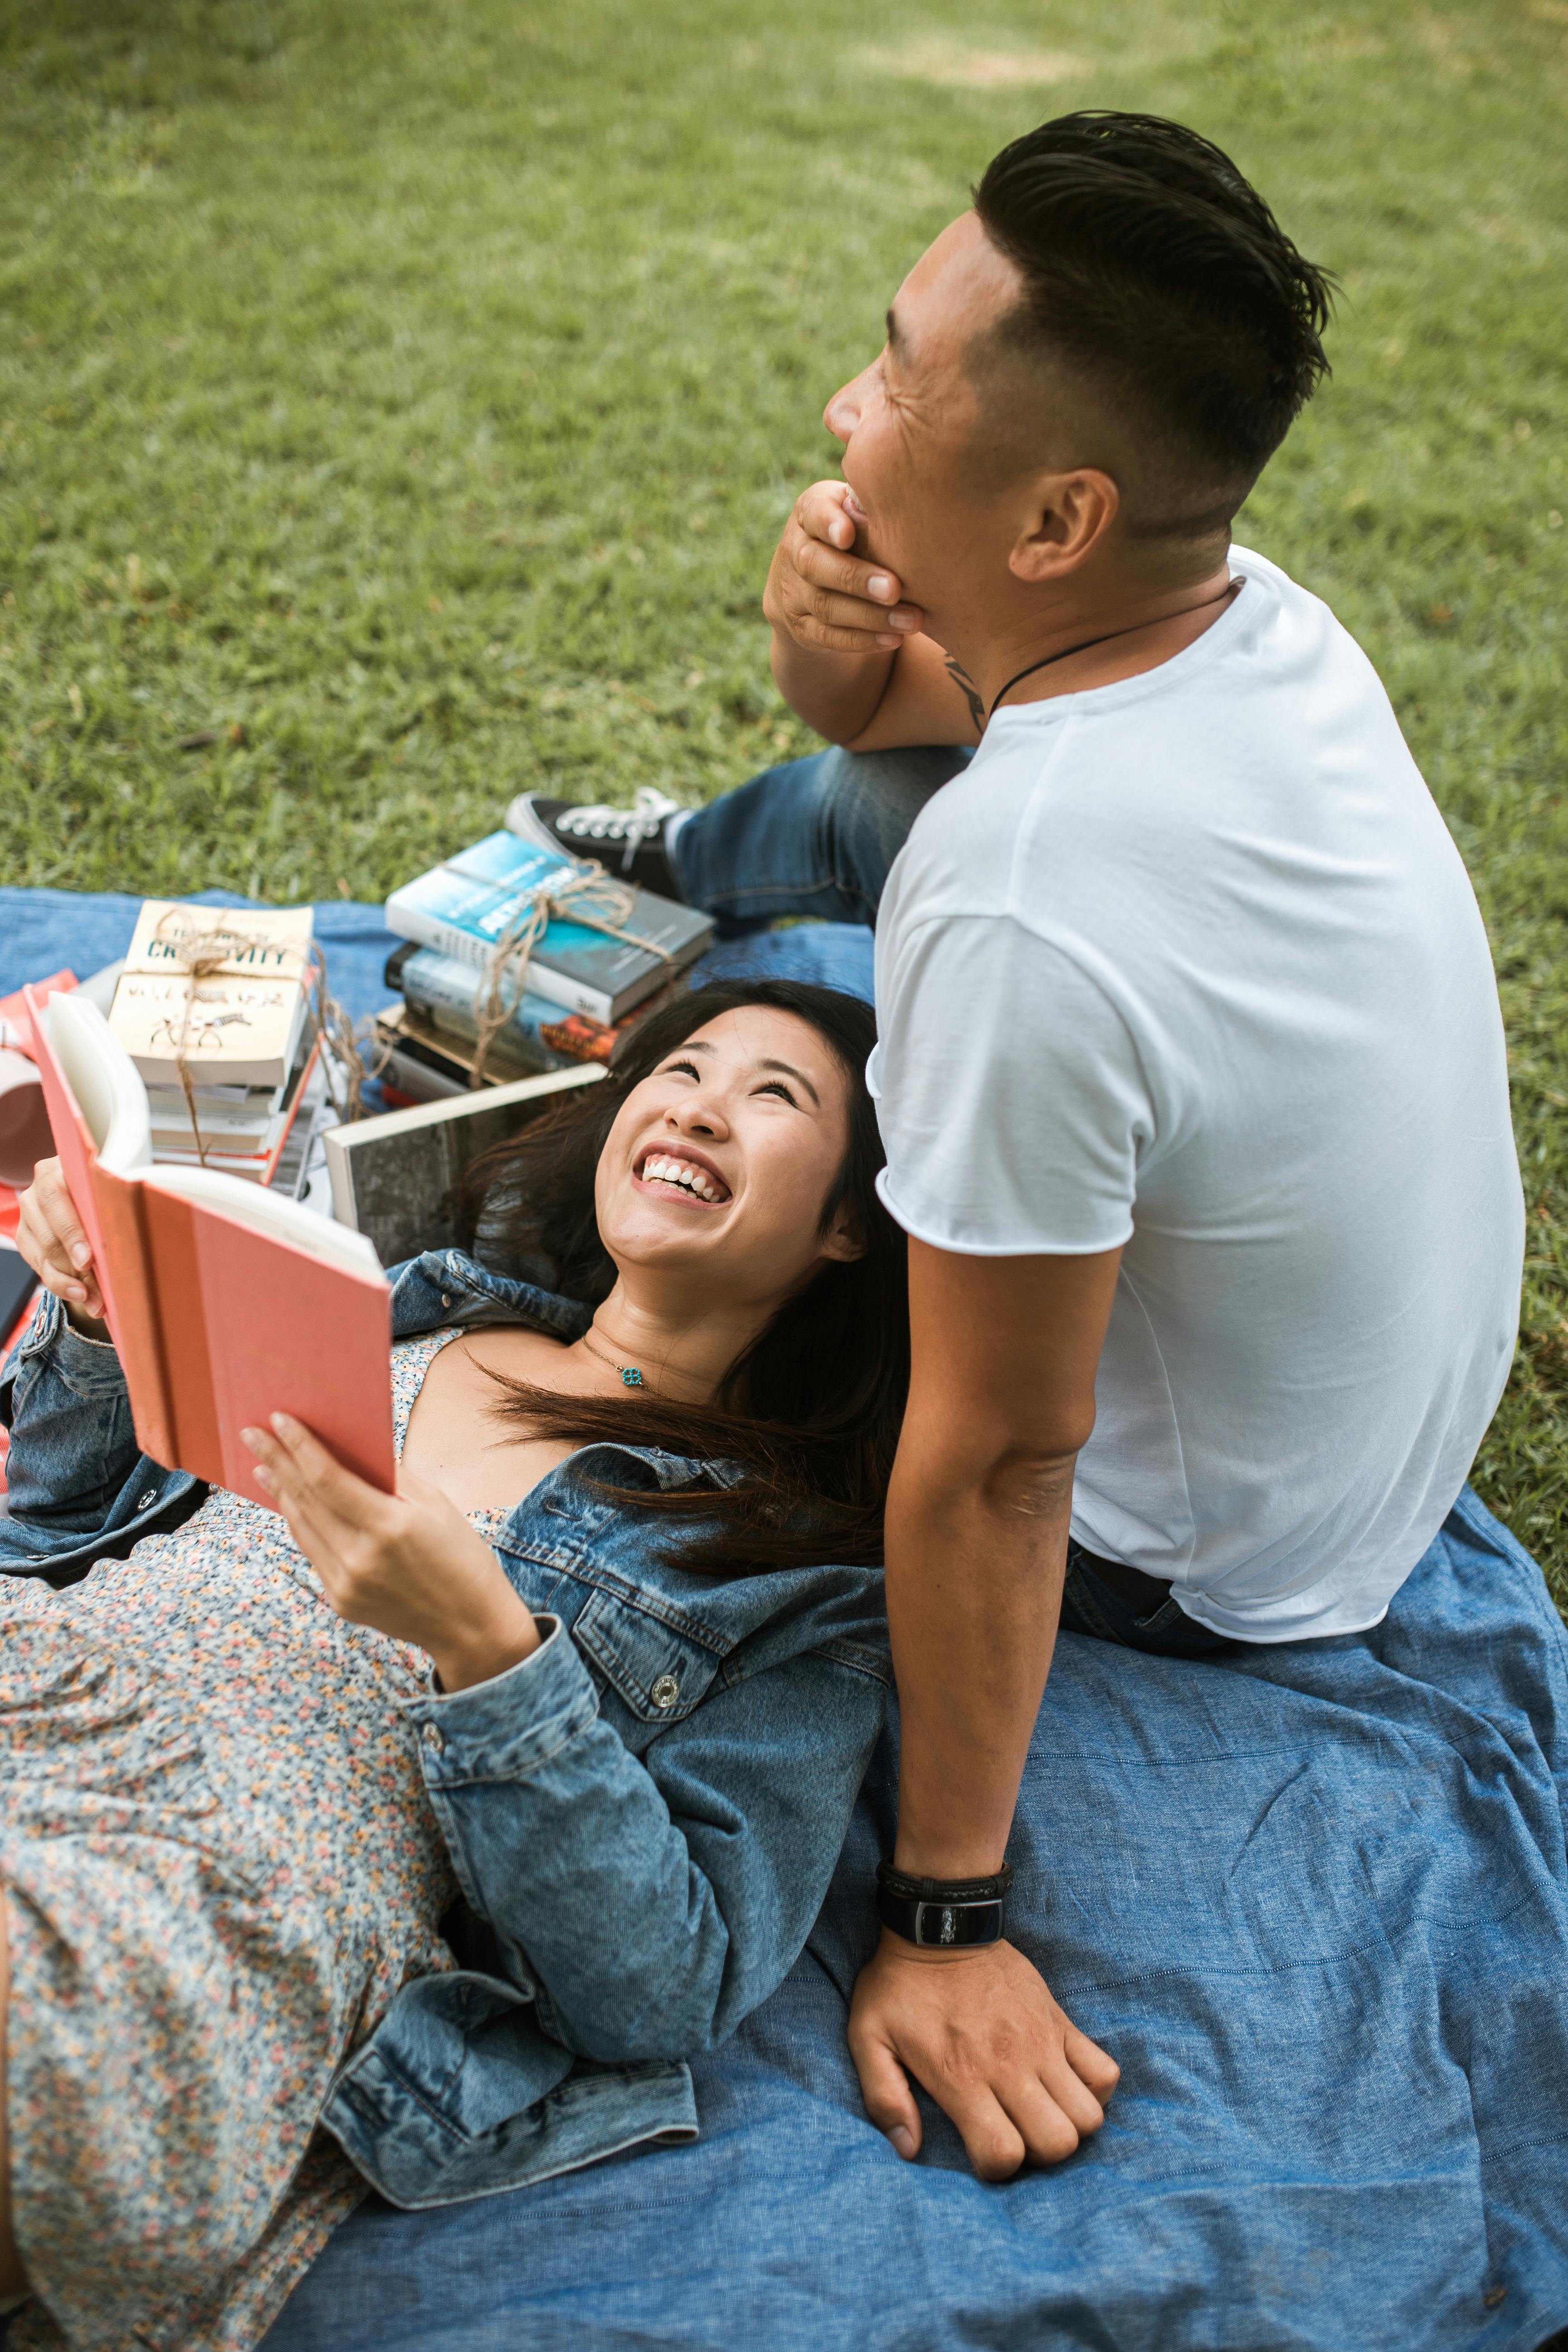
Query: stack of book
107,902,323,1187
376,816,713,1102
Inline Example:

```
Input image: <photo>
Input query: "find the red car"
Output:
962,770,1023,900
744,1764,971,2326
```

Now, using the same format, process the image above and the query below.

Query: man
515,113,1524,2178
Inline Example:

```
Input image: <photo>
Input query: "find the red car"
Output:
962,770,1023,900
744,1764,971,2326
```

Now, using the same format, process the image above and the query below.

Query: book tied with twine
109,902,314,1089
386,834,711,1026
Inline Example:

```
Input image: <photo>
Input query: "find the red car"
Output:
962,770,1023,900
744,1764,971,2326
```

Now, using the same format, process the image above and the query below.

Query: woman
0,980,913,2352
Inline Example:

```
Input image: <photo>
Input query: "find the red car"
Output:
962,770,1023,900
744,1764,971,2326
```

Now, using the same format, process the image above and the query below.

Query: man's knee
805,741,972,876
811,742,973,820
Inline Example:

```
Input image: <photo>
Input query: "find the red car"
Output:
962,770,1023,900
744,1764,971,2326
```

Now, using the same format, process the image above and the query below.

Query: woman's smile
632,1143,733,1206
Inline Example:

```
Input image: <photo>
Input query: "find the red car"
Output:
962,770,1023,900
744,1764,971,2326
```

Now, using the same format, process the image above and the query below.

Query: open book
26,985,395,1506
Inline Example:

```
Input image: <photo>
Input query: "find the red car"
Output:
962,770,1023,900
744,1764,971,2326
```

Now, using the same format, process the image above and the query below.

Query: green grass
2,0,1566,1600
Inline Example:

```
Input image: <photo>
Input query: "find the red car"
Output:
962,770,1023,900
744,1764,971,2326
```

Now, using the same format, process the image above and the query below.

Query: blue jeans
671,744,971,935
1061,1544,1236,1658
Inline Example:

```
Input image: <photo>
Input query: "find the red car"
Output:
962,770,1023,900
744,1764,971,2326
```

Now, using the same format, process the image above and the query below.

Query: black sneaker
505,787,689,897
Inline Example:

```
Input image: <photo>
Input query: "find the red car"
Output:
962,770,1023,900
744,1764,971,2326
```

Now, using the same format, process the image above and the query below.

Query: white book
108,902,313,1088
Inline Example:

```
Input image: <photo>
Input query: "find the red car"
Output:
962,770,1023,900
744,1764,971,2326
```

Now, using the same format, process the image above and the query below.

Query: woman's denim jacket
0,1250,890,2209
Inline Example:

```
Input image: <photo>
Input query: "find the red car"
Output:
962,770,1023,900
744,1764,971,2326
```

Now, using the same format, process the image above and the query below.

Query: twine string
150,909,382,1162
469,862,676,1089
153,911,298,1167
301,940,394,1125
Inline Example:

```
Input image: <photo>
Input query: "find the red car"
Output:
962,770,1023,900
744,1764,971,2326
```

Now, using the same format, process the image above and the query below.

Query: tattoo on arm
944,656,986,733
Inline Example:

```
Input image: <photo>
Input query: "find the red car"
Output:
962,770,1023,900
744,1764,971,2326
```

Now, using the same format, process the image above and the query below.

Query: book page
43,992,151,1175
146,1163,381,1277
26,989,175,1464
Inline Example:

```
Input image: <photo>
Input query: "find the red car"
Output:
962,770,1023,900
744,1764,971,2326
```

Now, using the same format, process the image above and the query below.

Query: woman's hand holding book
243,1413,541,1692
16,1156,109,1336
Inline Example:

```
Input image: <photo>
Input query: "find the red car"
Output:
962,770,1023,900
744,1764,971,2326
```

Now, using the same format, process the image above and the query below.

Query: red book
0,968,76,1058
24,985,395,1506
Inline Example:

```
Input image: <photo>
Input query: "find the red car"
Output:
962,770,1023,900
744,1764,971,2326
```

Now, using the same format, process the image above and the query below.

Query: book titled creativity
108,902,314,1089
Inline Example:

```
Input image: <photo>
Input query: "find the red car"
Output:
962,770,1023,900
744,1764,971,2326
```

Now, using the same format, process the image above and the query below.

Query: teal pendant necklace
581,1328,645,1389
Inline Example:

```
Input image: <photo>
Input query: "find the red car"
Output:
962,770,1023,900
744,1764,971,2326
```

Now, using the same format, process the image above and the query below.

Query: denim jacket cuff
11,1289,128,1396
401,1615,601,1783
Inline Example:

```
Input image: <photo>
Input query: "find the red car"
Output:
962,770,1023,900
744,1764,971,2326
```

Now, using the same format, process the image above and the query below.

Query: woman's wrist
428,1591,542,1693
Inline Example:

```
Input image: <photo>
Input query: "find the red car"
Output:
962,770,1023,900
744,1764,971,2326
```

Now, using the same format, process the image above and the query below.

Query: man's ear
1009,468,1120,584
820,1203,867,1265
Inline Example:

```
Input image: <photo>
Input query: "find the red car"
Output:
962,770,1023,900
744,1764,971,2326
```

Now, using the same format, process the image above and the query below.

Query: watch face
877,1885,1006,1949
916,1902,961,1946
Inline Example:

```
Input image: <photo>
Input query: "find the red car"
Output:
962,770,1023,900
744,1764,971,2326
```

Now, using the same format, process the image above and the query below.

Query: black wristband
874,1860,1014,1950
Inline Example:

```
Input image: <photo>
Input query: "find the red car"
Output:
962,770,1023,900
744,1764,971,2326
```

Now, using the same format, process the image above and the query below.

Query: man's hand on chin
847,1930,1120,2180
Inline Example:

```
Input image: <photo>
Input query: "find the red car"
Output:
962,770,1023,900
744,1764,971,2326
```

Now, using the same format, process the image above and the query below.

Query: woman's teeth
642,1154,727,1202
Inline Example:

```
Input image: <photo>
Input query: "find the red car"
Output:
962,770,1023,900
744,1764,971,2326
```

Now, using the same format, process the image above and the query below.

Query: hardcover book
108,902,313,1088
26,987,394,1504
387,942,626,1073
372,1016,475,1105
325,1063,603,1269
385,833,711,1023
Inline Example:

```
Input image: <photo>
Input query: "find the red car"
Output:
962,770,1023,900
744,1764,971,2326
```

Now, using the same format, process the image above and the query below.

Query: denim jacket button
440,1294,452,1309
137,1489,158,1511
422,1720,446,1755
650,1674,681,1710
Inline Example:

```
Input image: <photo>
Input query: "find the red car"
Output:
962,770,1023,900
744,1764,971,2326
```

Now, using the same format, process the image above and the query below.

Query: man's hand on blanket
243,1412,540,1692
16,1155,109,1335
849,1931,1120,2180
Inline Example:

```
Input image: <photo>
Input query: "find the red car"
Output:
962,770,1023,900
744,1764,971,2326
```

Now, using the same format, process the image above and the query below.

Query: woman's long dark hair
456,978,909,1575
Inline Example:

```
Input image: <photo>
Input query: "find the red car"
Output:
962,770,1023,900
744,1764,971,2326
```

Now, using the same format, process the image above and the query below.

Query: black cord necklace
984,584,1240,727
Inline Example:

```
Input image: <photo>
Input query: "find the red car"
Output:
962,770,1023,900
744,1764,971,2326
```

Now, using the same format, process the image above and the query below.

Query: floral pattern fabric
1,1330,481,2352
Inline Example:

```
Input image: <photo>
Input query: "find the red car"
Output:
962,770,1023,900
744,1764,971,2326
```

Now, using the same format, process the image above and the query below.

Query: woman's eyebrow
674,1037,821,1106
758,1058,819,1107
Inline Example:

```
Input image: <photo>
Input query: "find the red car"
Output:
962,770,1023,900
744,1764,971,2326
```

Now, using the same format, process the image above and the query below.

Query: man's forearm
885,1443,1076,1878
769,626,894,746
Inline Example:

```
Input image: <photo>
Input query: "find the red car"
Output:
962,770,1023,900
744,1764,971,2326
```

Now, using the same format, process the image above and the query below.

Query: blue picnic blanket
3,892,1565,2350
257,1488,1568,2352
0,888,876,1028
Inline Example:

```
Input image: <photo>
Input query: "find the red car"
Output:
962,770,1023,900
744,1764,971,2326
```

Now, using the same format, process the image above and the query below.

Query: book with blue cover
385,831,712,1023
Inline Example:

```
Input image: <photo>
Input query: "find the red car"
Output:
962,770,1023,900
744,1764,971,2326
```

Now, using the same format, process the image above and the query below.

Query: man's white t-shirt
868,547,1524,1642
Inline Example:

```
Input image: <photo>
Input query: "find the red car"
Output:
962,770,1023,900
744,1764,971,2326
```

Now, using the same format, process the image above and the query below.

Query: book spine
89,1169,181,1471
384,894,491,973
498,956,610,1024
137,1187,225,1477
399,954,585,1069
259,1034,322,1185
323,1126,359,1230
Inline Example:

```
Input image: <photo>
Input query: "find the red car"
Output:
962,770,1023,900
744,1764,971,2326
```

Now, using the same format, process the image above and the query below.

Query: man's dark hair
973,112,1333,531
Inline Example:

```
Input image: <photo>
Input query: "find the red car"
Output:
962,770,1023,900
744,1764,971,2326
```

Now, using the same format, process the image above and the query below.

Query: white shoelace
555,785,684,846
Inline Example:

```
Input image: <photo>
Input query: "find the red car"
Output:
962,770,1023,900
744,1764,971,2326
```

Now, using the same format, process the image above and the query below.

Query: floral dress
1,1330,490,2352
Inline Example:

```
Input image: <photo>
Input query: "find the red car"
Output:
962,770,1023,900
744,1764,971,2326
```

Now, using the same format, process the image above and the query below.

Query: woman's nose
667,1097,728,1141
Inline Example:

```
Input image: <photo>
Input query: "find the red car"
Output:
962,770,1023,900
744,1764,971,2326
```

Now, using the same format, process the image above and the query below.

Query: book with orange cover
25,985,395,1507
0,969,76,1057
